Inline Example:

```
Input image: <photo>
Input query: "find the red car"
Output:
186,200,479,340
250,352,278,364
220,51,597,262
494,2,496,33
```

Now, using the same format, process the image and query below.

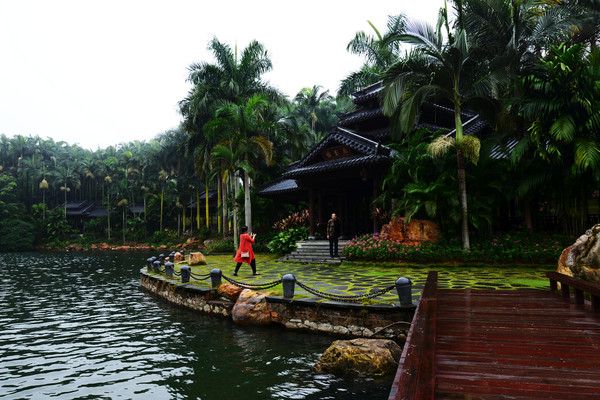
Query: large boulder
173,251,185,262
231,289,271,326
380,217,440,245
189,252,207,266
313,338,402,376
218,283,244,301
557,224,600,285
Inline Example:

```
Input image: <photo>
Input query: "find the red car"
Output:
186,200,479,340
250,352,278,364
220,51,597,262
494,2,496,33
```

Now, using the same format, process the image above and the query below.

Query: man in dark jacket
327,213,340,258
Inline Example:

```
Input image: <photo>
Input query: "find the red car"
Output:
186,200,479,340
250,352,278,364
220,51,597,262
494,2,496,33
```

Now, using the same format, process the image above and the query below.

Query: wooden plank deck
390,272,600,399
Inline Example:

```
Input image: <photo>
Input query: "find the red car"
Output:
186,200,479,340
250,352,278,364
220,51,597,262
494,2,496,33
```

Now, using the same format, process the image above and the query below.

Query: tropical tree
204,94,275,234
513,43,600,235
294,85,333,132
382,6,497,249
180,37,283,236
339,14,407,96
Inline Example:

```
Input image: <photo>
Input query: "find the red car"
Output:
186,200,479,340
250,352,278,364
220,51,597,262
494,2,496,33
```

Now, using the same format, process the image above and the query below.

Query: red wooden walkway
390,272,600,400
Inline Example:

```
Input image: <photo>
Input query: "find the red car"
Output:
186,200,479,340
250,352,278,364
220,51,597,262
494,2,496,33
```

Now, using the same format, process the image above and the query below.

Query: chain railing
190,271,211,281
143,257,414,306
222,274,283,290
295,280,396,303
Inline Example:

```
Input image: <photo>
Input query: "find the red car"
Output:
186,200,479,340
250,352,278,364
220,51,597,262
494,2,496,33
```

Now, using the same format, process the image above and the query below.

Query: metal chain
147,264,396,301
222,274,283,290
190,272,211,281
295,280,396,303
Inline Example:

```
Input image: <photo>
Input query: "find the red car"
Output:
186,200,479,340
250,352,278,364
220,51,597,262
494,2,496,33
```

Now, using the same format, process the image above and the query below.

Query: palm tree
204,94,275,233
339,14,407,96
514,43,600,234
382,8,496,250
294,85,332,132
180,38,283,233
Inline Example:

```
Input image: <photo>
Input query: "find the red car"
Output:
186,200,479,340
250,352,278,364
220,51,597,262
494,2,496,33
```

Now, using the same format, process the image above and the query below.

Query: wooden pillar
318,190,323,231
343,193,349,239
373,177,379,233
309,187,315,238
337,195,343,237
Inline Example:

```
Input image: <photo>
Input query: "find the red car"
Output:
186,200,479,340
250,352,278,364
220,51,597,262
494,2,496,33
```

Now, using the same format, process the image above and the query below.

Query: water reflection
0,252,390,399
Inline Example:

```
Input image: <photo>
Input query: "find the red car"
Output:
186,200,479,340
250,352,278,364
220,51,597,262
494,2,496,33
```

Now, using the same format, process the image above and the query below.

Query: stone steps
281,240,348,264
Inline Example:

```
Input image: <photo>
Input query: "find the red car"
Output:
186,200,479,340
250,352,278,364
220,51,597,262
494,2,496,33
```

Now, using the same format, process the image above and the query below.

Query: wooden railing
546,271,600,313
389,271,437,400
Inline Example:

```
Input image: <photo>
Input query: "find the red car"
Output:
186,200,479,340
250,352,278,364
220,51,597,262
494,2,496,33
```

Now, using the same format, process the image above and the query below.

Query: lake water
0,252,391,400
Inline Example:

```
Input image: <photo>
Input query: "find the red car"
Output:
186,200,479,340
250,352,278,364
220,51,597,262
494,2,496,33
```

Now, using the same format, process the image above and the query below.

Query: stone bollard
180,265,191,283
146,257,153,271
395,277,412,306
210,269,222,289
282,274,296,299
153,260,161,273
164,262,174,278
159,254,165,265
169,252,176,262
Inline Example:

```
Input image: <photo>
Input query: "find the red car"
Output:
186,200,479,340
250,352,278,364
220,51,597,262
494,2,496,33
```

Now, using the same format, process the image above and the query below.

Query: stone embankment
140,270,415,339
37,237,203,252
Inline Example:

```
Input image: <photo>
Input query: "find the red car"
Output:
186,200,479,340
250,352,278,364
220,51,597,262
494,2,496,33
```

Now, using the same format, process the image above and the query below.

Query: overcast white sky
0,0,443,150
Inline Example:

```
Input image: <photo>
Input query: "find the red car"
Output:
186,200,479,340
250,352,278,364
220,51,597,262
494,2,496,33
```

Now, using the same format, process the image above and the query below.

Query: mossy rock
313,338,402,376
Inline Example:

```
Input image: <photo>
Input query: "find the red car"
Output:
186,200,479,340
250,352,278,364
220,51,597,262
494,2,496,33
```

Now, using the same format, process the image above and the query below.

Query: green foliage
267,226,309,255
0,219,35,251
44,208,75,244
204,237,234,254
343,230,572,264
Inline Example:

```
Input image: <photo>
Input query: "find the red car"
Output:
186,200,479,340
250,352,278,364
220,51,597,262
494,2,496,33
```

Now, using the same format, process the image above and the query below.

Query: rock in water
557,224,600,285
231,289,271,326
313,338,402,376
188,252,207,266
380,217,440,245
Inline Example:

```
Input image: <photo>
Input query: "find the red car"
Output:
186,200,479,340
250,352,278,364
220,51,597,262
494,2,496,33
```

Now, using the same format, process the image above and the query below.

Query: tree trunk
218,178,222,233
197,188,201,230
205,185,210,229
456,149,470,250
244,170,252,232
221,176,227,238
233,171,240,251
107,194,111,240
160,189,164,232
122,207,126,243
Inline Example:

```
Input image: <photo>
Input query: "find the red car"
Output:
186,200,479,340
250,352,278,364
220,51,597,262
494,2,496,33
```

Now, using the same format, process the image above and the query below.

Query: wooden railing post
546,271,600,313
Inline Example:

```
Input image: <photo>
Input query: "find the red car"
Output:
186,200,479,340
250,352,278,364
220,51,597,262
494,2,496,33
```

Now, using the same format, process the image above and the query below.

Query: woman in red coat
233,226,259,276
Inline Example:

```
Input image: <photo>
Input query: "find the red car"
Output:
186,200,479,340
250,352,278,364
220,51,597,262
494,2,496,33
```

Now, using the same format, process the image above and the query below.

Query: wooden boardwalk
390,272,600,399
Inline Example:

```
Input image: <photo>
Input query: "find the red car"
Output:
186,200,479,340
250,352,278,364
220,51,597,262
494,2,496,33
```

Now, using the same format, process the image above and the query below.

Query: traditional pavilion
259,82,491,239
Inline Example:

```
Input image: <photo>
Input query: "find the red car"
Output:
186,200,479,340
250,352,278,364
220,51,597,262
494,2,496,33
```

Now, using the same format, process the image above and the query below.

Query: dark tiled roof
490,138,519,160
299,127,388,169
258,178,301,196
339,109,384,127
361,128,389,141
198,189,218,200
62,201,94,216
352,82,383,104
283,154,390,178
129,204,145,214
88,207,108,217
65,201,89,210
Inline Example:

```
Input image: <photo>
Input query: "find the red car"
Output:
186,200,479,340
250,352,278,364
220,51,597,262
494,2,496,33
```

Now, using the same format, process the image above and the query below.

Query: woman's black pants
234,259,256,274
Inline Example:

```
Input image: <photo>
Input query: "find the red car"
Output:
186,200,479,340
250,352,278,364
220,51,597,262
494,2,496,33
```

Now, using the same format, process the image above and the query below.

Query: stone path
183,254,554,305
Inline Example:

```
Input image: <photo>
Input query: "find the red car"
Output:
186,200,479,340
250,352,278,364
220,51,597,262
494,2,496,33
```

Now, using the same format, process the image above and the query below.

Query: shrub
343,230,572,264
204,238,234,254
267,226,309,255
273,209,309,231
0,219,35,251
